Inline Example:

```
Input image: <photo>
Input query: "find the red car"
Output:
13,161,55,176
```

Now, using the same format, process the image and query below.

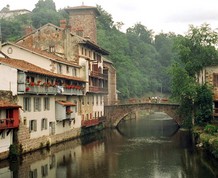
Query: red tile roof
0,100,21,108
0,57,86,82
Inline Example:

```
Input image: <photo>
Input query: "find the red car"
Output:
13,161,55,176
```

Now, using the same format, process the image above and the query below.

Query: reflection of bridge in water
104,102,180,128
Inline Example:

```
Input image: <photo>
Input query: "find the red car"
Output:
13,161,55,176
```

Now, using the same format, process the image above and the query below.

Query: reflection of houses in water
0,162,12,178
2,136,106,178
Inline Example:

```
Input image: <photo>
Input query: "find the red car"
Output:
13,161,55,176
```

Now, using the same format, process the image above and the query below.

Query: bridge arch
104,103,181,128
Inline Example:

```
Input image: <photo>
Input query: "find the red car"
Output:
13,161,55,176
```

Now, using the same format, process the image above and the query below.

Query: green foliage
0,13,31,42
170,24,218,127
1,2,178,99
195,84,213,125
97,7,176,99
9,144,20,161
31,0,63,28
204,124,218,135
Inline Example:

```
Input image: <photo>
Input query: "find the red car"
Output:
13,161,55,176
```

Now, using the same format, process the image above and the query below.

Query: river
1,112,218,178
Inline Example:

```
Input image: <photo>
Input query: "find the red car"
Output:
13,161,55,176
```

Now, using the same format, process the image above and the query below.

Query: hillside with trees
0,0,196,100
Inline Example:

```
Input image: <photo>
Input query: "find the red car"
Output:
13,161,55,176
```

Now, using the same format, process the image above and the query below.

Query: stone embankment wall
18,122,81,154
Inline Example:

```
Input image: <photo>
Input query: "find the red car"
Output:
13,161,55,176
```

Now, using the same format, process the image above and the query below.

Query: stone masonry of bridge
104,103,180,128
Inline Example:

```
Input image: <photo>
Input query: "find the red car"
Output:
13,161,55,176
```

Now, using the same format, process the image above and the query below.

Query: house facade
0,90,20,160
0,5,117,157
0,5,31,19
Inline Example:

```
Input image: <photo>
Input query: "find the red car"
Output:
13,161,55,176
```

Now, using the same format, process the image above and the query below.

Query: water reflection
0,113,218,178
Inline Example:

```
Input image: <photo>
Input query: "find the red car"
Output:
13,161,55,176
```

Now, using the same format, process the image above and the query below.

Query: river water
1,112,218,178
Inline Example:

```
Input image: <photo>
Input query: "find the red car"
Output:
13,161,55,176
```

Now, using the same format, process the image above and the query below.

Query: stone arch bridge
104,102,181,128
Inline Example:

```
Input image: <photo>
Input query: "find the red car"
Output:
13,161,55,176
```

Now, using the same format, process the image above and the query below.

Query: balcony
17,72,85,96
90,71,108,80
89,86,108,94
0,118,19,130
81,118,100,127
18,84,84,96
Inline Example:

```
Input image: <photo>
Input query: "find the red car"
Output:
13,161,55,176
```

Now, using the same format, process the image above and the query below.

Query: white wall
2,45,52,71
0,130,12,153
0,64,17,95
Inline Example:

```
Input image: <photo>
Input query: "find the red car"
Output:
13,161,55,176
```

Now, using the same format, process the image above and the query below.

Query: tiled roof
0,100,21,108
4,42,80,67
0,57,86,82
64,5,100,15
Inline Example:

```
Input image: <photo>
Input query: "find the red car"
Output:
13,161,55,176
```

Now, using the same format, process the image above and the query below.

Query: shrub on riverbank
193,124,218,158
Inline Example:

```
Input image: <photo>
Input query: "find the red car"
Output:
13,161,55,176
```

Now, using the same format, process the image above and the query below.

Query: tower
64,5,100,43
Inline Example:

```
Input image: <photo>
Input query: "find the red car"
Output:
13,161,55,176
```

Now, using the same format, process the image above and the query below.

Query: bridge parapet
104,102,181,128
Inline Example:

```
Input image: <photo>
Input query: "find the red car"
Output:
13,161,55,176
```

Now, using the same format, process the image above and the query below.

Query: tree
176,23,218,77
31,0,62,28
171,24,218,127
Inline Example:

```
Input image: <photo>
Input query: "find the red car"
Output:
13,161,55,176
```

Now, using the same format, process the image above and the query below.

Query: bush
204,124,218,135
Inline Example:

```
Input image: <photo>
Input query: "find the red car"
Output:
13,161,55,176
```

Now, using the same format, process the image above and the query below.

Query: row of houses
0,5,117,159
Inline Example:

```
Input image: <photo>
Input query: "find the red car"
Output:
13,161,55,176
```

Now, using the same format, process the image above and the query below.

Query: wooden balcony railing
0,118,19,130
18,84,84,96
81,118,100,127
89,86,108,93
90,71,108,80
81,117,106,127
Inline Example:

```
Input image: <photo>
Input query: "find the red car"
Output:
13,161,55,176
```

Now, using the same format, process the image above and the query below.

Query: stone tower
64,5,100,43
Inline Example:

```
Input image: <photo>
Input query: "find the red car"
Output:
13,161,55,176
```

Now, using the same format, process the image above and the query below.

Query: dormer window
49,46,55,53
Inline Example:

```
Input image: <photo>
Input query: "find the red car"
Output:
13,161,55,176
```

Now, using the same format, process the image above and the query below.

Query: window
34,97,41,112
49,46,55,53
66,66,69,73
214,74,218,87
57,64,62,74
41,118,48,130
82,97,84,105
92,96,94,105
49,155,55,169
0,131,5,139
87,96,89,105
72,68,77,76
96,96,98,105
100,95,102,105
49,122,55,135
29,169,37,178
41,164,48,177
23,97,31,112
29,120,37,132
44,97,50,111
74,100,77,112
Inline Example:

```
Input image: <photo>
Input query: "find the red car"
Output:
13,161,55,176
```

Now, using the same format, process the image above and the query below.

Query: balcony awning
0,100,21,109
56,100,76,106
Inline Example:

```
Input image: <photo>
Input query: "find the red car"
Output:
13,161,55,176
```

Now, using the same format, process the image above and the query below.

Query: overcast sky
1,0,218,34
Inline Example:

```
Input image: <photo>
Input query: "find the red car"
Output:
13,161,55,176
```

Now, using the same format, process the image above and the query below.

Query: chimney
60,19,67,29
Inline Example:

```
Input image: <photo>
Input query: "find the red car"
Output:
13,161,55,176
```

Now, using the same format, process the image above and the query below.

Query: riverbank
193,124,218,159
